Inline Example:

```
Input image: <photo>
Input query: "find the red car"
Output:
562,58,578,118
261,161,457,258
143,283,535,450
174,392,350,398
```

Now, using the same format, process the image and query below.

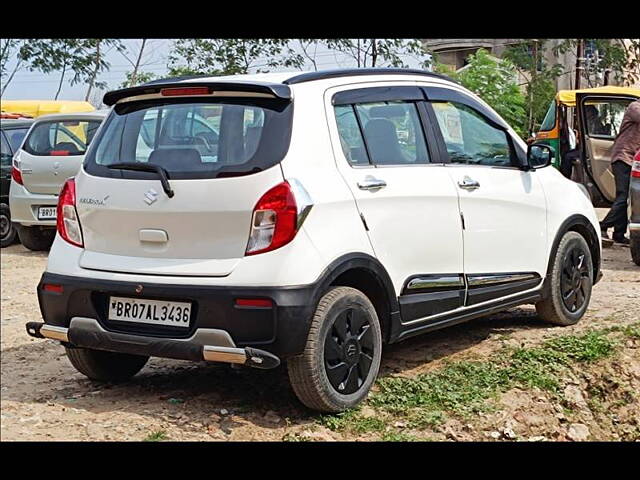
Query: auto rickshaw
534,86,640,207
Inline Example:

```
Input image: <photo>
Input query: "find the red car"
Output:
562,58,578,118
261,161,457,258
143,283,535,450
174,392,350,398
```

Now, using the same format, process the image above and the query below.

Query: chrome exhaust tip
203,345,280,369
26,322,69,342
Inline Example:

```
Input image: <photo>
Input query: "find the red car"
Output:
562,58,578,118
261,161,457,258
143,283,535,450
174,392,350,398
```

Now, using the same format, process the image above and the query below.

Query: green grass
143,430,168,442
318,327,623,435
380,431,424,442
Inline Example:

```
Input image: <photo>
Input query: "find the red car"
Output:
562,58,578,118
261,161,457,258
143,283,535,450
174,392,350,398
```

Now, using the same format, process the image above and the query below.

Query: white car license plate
38,206,57,220
108,296,191,328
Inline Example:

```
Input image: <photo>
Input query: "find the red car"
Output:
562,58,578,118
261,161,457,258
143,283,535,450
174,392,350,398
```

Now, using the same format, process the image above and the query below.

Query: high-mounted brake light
50,150,70,156
57,178,83,247
160,87,210,97
11,165,23,185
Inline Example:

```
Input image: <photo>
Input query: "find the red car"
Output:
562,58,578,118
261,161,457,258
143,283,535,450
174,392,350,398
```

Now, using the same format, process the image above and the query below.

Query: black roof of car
105,68,458,106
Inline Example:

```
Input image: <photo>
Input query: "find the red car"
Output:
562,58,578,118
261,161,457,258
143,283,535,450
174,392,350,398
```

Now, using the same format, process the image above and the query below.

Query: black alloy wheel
560,245,590,313
323,306,374,395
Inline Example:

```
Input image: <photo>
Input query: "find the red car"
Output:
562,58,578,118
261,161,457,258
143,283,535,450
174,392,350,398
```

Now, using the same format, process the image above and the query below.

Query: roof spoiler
103,81,292,106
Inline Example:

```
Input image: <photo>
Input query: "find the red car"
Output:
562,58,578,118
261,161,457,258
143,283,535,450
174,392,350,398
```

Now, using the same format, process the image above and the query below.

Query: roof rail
284,68,458,85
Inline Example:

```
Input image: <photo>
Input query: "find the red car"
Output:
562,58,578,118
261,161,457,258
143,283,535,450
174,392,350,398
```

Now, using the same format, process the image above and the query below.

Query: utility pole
575,39,583,90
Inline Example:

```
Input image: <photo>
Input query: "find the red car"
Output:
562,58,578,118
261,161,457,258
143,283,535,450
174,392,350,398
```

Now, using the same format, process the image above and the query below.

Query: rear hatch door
18,117,102,195
77,91,292,276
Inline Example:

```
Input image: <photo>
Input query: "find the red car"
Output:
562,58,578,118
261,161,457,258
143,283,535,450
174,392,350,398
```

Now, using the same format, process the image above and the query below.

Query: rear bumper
36,272,318,359
26,318,280,368
8,181,57,226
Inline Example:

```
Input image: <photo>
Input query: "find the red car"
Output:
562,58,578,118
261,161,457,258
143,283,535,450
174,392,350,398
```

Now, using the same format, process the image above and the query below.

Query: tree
168,39,302,76
119,70,157,88
443,49,527,137
16,39,85,99
1,39,26,96
503,40,563,136
80,39,126,101
553,39,639,87
17,39,124,100
323,39,429,68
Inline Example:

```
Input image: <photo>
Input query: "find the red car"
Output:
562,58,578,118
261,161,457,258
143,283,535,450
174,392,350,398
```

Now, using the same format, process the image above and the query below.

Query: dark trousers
600,161,631,237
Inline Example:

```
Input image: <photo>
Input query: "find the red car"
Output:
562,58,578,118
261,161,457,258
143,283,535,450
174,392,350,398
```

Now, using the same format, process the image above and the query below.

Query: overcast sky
2,39,430,104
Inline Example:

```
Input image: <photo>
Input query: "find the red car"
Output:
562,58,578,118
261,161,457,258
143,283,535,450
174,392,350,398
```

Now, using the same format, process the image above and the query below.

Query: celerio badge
144,189,159,205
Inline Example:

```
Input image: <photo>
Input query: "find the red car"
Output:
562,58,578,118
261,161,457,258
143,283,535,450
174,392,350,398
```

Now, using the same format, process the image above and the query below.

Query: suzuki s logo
144,189,159,206
346,344,357,357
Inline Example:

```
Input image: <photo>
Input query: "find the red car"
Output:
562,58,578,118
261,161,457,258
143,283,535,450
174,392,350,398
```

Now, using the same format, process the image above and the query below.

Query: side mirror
527,143,555,169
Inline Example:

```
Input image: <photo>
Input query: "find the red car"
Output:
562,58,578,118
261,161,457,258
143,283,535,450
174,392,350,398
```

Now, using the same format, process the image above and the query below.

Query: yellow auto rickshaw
534,86,640,207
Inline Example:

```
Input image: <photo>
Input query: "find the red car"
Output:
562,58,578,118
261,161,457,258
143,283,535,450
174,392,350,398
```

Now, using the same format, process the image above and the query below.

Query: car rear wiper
107,162,175,198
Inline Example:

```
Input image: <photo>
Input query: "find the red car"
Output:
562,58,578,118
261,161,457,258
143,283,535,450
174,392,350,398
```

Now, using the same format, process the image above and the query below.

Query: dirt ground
1,219,638,441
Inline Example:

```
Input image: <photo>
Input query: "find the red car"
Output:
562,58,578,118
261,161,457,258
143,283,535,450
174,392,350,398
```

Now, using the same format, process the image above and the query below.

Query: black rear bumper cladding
37,272,317,358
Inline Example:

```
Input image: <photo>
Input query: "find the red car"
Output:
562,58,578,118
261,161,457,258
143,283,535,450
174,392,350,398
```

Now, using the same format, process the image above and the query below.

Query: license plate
38,206,57,220
108,296,191,328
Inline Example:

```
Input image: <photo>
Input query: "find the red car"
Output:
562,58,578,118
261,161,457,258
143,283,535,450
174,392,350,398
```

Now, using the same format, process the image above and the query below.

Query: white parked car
27,69,602,412
9,111,107,250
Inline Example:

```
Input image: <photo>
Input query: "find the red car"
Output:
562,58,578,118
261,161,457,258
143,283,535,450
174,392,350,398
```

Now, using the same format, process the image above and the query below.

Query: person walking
600,99,640,245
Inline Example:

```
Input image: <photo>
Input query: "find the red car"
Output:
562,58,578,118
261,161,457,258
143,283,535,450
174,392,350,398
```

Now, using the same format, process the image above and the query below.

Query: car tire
65,347,148,382
0,204,17,248
16,225,55,251
631,231,640,267
287,286,382,413
536,231,594,326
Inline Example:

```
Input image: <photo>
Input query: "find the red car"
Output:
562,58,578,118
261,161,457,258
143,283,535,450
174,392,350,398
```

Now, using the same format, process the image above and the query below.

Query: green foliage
448,49,527,138
380,431,423,442
324,39,430,69
168,39,301,76
143,430,167,442
119,70,157,88
318,328,620,434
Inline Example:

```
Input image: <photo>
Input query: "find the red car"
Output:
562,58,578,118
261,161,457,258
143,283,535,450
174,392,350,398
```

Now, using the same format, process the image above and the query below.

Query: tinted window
431,102,513,167
85,98,292,179
334,100,429,166
5,127,30,152
23,120,102,156
583,98,633,138
1,131,12,167
334,105,369,166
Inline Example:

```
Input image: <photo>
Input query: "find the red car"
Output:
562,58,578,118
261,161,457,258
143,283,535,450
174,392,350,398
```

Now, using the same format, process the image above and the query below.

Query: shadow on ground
1,306,548,435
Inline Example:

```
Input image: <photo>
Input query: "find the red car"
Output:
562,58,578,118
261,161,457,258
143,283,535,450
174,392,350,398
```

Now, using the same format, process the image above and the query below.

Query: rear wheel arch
546,214,600,289
314,253,398,344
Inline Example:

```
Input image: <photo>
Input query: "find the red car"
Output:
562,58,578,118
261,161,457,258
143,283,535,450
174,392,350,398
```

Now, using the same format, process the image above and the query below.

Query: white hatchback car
27,69,602,412
9,111,107,250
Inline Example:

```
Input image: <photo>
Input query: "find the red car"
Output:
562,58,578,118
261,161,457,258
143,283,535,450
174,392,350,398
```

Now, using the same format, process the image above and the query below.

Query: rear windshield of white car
84,98,293,179
23,120,102,156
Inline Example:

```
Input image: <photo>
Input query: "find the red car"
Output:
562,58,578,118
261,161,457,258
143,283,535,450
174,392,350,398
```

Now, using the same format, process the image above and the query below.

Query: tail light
632,151,640,178
57,178,83,247
11,165,23,185
245,180,312,256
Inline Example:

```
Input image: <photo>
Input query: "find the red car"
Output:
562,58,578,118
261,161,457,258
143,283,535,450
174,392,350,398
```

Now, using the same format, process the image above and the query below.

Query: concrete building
422,39,638,90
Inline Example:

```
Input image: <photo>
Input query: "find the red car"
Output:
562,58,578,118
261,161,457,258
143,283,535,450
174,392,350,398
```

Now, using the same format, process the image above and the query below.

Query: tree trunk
130,39,146,87
0,59,23,96
85,39,102,102
55,62,66,100
371,39,377,67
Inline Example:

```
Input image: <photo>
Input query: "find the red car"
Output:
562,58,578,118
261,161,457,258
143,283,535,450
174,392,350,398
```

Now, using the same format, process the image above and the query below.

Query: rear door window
23,120,102,156
334,100,430,166
5,127,30,153
85,99,292,179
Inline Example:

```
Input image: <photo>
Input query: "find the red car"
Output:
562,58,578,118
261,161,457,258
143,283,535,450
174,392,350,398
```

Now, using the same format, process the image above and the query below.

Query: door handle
458,176,480,190
358,176,387,190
